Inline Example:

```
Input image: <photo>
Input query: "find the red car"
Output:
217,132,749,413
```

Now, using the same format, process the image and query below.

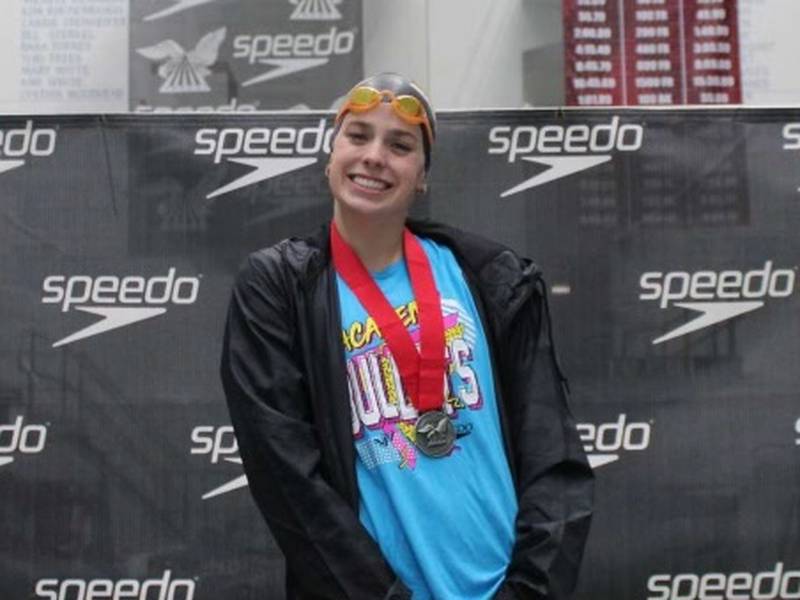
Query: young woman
220,73,593,600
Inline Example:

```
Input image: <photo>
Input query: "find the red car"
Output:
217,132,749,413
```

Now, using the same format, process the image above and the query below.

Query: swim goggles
335,86,435,146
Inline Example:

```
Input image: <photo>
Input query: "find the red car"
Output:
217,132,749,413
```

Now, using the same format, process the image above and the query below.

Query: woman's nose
361,139,387,167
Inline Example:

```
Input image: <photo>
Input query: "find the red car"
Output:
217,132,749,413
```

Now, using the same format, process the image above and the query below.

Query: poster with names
0,0,128,113
0,0,362,114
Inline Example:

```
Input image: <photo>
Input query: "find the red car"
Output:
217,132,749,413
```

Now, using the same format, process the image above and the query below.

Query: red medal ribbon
331,222,445,412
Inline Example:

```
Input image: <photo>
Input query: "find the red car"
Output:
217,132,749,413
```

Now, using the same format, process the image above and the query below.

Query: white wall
363,0,563,109
362,0,430,90
739,0,800,104
0,3,23,109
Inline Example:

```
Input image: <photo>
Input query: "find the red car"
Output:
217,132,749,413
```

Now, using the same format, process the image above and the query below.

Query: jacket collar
299,219,541,325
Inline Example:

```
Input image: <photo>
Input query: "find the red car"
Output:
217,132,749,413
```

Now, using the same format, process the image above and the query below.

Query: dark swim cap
334,72,436,171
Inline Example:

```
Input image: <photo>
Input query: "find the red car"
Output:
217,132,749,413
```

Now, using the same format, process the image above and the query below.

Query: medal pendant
414,410,456,458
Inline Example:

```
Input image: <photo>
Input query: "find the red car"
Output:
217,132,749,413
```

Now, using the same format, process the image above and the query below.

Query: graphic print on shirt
345,297,484,470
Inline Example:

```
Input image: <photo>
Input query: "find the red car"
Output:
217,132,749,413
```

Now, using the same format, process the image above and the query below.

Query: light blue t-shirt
336,236,518,600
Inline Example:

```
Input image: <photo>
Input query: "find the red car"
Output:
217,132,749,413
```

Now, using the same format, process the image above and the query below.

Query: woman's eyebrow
344,119,371,131
387,129,420,144
344,120,419,143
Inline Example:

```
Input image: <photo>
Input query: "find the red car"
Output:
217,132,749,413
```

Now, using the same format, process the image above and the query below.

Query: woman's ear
415,168,427,194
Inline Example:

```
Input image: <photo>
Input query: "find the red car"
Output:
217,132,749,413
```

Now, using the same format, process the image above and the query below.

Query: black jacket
220,220,594,600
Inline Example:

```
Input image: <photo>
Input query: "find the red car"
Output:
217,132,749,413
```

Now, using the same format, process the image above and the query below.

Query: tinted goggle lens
349,87,382,107
394,95,424,118
337,86,433,144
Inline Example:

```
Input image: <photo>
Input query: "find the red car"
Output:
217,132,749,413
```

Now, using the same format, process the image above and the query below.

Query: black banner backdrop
0,109,798,600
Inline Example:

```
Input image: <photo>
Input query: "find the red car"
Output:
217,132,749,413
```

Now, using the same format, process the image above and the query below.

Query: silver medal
414,410,456,458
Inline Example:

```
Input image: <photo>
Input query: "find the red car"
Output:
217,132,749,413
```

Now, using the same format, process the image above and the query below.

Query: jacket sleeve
219,250,410,600
495,276,594,600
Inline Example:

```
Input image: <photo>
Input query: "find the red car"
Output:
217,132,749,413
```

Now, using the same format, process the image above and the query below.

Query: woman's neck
332,208,406,272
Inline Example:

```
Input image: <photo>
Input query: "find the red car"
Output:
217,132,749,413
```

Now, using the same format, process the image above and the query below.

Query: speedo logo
290,0,342,21
0,416,47,468
136,28,226,95
783,123,800,191
143,0,216,21
577,414,651,468
35,571,195,600
135,97,259,113
488,116,643,198
640,261,797,345
42,269,200,347
648,562,800,600
0,121,57,176
795,416,800,446
782,123,800,150
194,119,332,198
191,425,248,500
233,27,356,87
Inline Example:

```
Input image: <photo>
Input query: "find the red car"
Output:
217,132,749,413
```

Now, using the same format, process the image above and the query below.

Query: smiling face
328,102,426,224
